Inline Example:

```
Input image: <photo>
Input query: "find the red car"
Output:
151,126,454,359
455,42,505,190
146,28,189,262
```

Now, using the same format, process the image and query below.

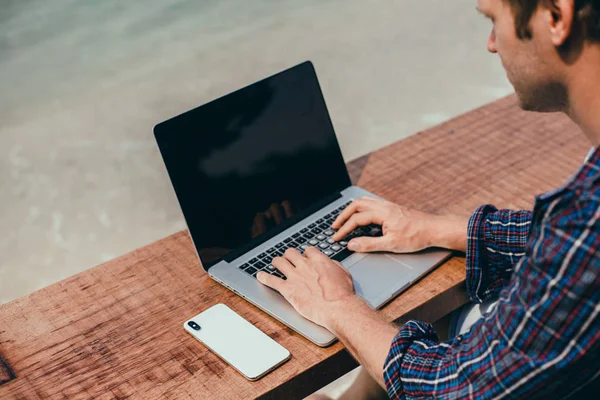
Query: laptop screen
154,62,351,270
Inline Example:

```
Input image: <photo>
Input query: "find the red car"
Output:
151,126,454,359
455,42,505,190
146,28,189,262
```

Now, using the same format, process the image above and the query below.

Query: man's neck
566,44,600,147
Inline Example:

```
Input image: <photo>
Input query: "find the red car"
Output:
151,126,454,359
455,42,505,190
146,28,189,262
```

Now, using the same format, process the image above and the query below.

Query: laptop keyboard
238,201,383,279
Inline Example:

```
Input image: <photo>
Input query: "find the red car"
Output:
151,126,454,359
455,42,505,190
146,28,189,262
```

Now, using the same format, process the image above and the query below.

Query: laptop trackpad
347,253,420,305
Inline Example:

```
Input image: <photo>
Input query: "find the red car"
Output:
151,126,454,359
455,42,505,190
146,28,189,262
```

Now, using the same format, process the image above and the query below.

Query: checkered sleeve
382,190,600,399
466,205,532,303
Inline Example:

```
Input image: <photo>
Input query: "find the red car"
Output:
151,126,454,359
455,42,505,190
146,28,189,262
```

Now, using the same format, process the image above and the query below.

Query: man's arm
258,193,598,399
331,198,533,303
320,197,598,398
331,194,599,398
323,297,398,388
466,205,532,302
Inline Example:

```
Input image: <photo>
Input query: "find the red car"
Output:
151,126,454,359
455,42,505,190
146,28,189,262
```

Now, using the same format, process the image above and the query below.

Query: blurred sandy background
0,0,512,304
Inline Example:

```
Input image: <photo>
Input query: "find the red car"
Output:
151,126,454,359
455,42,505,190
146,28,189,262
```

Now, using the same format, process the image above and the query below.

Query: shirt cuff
383,320,439,399
466,204,499,303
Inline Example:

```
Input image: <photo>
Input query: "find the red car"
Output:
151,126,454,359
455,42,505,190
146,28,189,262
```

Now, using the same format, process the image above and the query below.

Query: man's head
477,0,600,112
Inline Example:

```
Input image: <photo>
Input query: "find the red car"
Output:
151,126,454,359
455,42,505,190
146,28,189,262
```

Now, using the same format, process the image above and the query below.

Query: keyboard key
246,266,258,275
309,239,319,246
259,252,268,258
255,261,266,269
326,238,335,244
300,228,308,233
301,244,309,250
316,234,327,241
267,264,276,271
324,230,335,236
331,245,342,251
323,249,334,256
369,227,383,236
340,241,348,246
240,263,250,270
284,238,293,244
308,223,316,228
276,243,285,249
296,237,307,244
332,248,353,262
303,233,314,239
292,233,301,238
346,231,361,239
313,228,323,234
318,223,329,230
274,271,286,280
316,218,324,223
267,248,276,254
318,243,329,249
264,256,273,264
250,258,258,263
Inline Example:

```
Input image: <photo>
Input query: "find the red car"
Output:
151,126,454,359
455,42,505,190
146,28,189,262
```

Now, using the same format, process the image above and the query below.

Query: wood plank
0,353,16,386
0,95,591,399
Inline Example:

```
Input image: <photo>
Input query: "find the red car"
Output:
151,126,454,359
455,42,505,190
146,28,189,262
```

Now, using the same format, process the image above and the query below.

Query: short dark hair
504,0,600,41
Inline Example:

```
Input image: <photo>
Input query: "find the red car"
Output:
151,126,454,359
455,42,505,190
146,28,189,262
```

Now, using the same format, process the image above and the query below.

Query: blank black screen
154,62,351,270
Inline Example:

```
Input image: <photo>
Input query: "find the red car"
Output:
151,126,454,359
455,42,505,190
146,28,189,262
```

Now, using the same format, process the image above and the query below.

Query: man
257,0,600,398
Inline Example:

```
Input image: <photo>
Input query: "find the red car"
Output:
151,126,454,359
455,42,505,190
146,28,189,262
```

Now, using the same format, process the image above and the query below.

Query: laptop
154,61,451,346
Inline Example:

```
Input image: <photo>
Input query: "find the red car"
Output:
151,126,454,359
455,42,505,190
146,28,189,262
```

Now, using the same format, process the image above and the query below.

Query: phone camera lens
188,321,201,331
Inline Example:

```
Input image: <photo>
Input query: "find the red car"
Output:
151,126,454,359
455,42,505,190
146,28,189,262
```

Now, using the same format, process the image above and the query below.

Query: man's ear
547,0,575,46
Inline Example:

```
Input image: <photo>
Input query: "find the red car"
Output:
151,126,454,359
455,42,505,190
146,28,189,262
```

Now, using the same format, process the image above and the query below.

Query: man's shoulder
546,171,600,231
573,148,600,200
576,165,600,198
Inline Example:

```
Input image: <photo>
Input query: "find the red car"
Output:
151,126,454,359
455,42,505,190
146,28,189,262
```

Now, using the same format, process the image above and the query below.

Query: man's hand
256,247,361,330
256,246,398,389
332,197,469,253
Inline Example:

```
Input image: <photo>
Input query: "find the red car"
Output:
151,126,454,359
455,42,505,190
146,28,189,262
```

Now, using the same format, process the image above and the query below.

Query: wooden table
0,95,590,399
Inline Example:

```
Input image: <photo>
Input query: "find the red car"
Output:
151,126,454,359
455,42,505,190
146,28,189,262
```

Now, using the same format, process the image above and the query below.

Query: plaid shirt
383,147,600,399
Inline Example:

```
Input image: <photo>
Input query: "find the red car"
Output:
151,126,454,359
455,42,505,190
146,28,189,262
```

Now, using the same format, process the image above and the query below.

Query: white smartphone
183,304,291,381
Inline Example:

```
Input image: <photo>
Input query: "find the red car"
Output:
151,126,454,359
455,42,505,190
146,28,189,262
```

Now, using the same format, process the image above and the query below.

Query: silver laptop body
154,61,451,346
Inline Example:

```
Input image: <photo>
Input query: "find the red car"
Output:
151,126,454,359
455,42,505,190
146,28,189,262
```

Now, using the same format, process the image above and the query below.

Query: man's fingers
272,255,296,277
304,246,328,260
348,236,390,253
331,198,370,229
256,271,285,292
332,212,376,241
284,248,305,267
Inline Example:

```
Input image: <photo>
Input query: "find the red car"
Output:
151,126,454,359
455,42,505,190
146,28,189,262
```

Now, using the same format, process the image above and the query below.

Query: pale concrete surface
0,0,512,305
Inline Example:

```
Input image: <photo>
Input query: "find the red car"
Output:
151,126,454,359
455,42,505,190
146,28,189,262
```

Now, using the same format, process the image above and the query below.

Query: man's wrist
428,215,469,252
321,295,371,334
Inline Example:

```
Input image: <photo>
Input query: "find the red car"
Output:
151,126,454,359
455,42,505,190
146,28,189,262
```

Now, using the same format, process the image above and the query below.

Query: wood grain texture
0,95,591,399
0,353,16,385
